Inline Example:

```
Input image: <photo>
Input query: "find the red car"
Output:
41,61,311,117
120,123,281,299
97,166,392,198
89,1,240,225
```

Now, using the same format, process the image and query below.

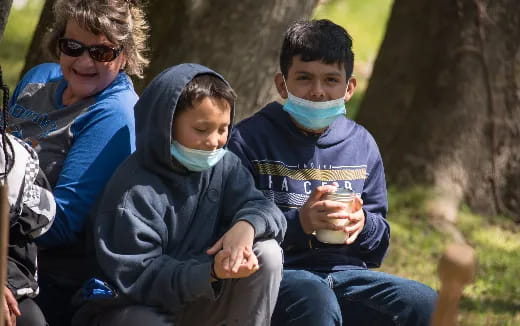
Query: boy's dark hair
280,19,354,79
175,74,237,116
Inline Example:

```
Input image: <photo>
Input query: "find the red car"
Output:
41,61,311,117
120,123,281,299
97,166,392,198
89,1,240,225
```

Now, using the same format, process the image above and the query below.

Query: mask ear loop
281,74,287,90
281,74,293,101
343,79,349,108
223,97,235,149
342,77,355,108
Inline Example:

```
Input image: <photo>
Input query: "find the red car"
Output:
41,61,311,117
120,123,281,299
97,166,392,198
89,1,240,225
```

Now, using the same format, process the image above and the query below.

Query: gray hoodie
93,64,286,314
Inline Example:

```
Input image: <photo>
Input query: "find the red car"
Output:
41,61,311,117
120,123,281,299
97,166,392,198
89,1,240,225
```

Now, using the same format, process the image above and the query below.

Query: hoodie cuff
187,261,219,300
237,215,265,239
358,209,376,243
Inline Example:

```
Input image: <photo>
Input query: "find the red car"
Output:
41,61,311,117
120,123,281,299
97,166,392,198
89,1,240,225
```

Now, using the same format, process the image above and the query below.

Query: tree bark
20,0,56,78
357,0,520,220
0,0,13,43
138,0,319,121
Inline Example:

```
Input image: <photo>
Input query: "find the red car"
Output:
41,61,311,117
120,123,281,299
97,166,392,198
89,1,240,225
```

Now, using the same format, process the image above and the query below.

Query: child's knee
253,239,283,274
406,282,437,313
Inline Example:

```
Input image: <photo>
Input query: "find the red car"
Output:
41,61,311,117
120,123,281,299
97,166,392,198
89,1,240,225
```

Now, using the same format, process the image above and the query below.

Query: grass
2,1,519,323
382,187,520,325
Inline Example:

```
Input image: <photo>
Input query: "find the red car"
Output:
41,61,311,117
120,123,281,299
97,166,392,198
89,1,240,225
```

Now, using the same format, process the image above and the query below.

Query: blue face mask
282,91,347,130
170,141,227,172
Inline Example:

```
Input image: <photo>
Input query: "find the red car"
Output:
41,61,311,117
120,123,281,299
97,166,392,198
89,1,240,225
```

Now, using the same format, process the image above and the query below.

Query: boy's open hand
299,185,351,234
212,247,259,279
3,286,21,326
207,220,255,273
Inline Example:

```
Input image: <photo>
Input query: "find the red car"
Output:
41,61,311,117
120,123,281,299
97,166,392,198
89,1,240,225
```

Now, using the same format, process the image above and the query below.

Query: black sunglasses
58,38,122,62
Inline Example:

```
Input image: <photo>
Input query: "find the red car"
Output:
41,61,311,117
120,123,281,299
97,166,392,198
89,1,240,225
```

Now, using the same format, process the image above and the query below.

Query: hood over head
134,63,234,174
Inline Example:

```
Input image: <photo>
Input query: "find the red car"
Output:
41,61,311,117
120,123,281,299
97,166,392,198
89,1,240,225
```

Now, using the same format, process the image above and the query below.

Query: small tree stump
431,243,476,326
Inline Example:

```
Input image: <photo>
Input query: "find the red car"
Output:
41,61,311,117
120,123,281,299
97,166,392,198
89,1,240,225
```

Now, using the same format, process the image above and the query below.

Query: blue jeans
272,268,437,326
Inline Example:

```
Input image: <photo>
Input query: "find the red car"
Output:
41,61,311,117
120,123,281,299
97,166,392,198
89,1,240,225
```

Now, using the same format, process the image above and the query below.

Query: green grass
0,0,44,91
382,187,520,325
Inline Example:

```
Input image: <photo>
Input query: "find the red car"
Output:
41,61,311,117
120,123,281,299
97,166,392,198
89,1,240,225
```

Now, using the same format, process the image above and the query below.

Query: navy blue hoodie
93,64,286,313
228,102,390,271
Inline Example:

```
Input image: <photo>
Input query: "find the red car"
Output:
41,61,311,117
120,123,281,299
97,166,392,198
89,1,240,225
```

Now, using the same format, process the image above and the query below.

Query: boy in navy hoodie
228,19,437,325
81,64,286,326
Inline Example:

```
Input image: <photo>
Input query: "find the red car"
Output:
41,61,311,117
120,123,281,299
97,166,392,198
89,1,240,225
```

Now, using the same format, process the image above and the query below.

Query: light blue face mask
282,90,347,131
170,141,227,172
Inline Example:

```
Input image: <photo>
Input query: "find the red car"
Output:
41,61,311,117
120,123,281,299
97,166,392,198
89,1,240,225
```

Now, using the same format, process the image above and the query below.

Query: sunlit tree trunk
138,0,319,121
0,0,13,43
358,0,520,220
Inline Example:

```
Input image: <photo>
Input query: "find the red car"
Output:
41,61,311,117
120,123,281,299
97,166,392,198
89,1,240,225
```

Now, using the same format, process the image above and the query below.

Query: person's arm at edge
6,137,56,300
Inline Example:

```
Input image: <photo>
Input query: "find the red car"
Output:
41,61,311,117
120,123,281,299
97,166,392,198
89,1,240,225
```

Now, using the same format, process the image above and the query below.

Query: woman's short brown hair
46,0,150,78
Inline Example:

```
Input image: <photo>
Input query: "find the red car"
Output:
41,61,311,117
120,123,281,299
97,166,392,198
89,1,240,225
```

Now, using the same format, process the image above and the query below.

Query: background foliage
0,0,43,89
0,0,518,323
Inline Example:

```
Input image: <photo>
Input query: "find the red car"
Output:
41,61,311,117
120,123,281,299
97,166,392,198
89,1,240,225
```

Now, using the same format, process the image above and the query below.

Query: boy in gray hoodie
81,64,286,325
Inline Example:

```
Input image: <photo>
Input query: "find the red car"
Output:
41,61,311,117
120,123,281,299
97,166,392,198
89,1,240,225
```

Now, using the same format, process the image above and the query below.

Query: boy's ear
274,73,288,99
344,77,357,101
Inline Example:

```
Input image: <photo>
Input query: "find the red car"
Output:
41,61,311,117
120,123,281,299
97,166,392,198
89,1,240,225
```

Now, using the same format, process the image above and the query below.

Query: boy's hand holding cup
315,187,363,245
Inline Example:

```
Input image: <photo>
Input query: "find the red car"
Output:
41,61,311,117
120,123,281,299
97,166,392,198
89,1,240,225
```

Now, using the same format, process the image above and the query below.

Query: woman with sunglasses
7,0,149,325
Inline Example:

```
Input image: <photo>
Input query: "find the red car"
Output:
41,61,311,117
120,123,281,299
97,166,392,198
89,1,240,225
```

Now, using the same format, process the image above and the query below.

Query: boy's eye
296,75,310,80
327,77,340,83
195,128,207,133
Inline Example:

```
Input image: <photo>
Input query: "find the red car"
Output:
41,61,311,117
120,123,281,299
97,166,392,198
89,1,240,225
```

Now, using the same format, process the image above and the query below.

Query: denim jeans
272,268,437,326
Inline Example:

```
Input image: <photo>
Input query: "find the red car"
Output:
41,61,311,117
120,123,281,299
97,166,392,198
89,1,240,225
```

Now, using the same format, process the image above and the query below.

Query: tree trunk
357,0,520,220
20,0,56,78
138,0,319,121
0,0,13,43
